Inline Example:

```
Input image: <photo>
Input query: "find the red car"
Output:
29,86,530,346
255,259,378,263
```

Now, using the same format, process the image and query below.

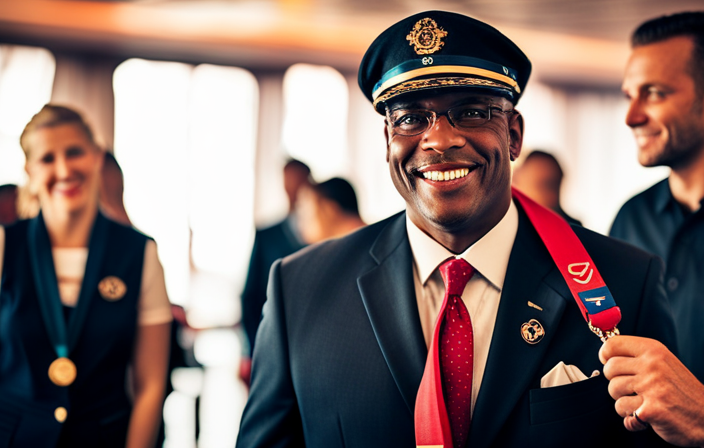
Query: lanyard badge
512,188,621,342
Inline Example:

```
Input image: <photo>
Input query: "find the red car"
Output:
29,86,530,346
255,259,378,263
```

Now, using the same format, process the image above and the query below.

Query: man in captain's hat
237,10,676,448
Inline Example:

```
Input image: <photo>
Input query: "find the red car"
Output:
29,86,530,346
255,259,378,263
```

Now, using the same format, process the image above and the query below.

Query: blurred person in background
0,104,171,448
239,158,311,387
97,147,191,447
99,151,131,226
0,183,19,225
602,12,704,445
297,177,366,244
512,150,582,226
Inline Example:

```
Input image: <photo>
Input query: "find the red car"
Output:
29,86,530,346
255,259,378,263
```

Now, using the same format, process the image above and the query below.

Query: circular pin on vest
98,276,127,301
48,357,77,386
521,319,545,344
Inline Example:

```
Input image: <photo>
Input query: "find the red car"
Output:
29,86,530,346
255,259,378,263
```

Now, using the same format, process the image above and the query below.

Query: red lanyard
415,188,621,448
512,187,621,340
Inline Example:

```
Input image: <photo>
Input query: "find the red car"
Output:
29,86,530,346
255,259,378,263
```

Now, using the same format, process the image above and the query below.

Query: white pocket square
540,361,600,388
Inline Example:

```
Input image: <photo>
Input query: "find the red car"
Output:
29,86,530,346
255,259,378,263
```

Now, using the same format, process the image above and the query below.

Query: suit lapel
357,213,427,415
469,210,571,448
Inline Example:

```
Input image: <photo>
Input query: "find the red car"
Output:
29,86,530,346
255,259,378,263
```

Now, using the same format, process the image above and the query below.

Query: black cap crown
358,11,532,113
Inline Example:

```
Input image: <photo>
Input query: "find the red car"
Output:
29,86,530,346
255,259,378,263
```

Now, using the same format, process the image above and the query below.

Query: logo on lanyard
568,262,593,285
584,296,606,306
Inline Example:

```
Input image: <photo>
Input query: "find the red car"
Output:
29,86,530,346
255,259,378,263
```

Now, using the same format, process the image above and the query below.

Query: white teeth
421,168,471,181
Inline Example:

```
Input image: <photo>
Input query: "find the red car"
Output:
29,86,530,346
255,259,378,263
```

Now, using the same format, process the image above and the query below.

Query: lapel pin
521,319,545,345
527,301,543,311
98,276,127,301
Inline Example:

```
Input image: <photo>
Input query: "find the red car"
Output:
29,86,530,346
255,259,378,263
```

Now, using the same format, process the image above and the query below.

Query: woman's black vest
0,213,147,448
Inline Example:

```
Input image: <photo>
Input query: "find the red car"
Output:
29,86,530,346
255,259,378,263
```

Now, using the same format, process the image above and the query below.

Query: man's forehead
623,37,695,90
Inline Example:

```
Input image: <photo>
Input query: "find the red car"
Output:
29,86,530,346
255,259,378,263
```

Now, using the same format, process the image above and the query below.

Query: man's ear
508,110,524,162
384,120,391,163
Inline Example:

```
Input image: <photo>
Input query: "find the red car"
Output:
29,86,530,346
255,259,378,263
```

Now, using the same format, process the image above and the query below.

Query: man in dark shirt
603,12,704,446
610,11,704,383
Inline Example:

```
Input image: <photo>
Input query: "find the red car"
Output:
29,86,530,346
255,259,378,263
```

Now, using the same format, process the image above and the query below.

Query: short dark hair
284,159,311,175
314,177,359,215
103,151,123,173
0,184,18,195
632,12,704,97
523,150,563,182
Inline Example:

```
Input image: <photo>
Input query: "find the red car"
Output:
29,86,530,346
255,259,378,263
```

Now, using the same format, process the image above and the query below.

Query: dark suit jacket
241,217,306,357
237,207,677,448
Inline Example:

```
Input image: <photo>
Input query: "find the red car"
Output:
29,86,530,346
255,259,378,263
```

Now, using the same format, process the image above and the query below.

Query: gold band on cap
373,76,512,109
372,64,520,103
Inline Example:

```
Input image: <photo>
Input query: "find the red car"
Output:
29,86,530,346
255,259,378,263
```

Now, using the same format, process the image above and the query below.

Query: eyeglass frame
385,102,515,137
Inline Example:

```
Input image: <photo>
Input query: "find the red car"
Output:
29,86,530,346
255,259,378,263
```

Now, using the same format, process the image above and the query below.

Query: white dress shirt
406,200,518,415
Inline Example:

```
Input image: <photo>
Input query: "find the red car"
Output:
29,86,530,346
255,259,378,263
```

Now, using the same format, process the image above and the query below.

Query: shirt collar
406,200,519,290
654,179,674,214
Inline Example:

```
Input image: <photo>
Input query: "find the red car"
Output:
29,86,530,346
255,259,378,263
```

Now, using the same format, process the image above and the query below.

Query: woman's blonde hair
19,104,96,157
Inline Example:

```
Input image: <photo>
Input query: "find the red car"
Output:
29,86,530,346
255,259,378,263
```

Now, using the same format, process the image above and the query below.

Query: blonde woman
0,105,171,448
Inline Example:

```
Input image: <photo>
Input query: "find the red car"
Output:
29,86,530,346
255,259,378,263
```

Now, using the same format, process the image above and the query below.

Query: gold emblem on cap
521,319,545,344
98,276,127,301
48,357,77,386
54,406,68,423
406,18,448,55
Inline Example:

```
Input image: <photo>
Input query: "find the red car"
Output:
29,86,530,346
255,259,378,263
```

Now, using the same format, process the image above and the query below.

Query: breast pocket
528,375,626,446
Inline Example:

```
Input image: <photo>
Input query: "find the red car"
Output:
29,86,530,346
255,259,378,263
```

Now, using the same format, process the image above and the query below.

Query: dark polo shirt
610,178,704,381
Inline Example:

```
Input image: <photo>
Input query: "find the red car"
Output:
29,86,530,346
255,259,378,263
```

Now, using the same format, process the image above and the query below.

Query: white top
406,199,519,416
0,226,172,326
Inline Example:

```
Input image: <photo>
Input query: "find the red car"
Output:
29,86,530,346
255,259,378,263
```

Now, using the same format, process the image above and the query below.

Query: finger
603,355,639,380
624,414,649,432
608,374,638,400
599,335,651,364
614,395,643,418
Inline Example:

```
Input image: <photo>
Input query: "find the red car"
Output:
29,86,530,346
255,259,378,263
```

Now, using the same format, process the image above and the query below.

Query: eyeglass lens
388,104,509,136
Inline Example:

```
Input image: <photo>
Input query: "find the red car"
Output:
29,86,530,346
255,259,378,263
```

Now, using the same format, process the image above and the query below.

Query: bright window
0,45,55,185
113,59,258,327
282,63,348,180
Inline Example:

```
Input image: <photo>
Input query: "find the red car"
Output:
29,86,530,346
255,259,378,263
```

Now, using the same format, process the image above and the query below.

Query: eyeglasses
386,103,513,137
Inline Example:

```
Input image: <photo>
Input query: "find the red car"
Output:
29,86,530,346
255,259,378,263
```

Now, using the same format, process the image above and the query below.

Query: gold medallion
98,276,127,301
521,319,545,345
48,357,77,386
406,18,448,55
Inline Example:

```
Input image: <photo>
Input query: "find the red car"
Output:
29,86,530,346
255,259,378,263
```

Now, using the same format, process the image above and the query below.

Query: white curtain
50,54,118,149
0,45,55,186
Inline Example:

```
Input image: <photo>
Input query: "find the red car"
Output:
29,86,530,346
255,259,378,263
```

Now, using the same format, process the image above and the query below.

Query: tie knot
439,258,474,296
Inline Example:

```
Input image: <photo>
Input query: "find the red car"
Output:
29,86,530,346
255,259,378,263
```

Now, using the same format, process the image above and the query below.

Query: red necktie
439,258,475,448
414,258,475,448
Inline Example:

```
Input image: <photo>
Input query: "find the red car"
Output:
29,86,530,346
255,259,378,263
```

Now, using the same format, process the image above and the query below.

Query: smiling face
385,90,523,251
622,36,704,170
25,123,104,218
